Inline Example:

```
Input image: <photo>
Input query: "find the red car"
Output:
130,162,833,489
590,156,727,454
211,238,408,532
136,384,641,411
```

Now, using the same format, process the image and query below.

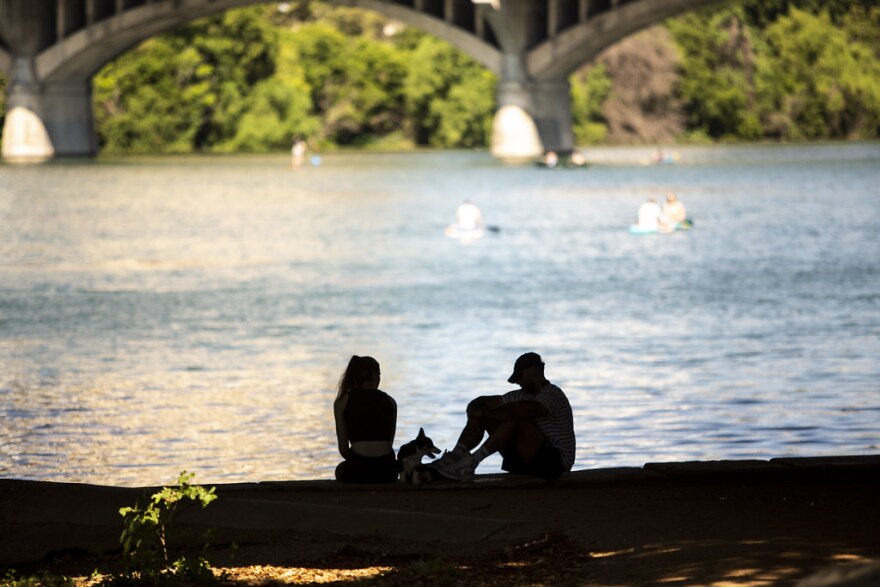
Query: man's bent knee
467,395,502,415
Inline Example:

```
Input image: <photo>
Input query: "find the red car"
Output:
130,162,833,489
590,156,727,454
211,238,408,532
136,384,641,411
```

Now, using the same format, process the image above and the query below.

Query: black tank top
344,389,395,442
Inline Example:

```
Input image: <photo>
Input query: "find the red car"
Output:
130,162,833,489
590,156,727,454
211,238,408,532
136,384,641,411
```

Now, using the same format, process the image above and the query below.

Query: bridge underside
0,0,723,161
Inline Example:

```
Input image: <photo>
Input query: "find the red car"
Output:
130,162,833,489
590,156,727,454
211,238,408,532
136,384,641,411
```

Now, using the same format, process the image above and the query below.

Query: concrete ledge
173,455,880,495
644,459,791,477
3,455,879,567
179,498,513,543
771,455,880,470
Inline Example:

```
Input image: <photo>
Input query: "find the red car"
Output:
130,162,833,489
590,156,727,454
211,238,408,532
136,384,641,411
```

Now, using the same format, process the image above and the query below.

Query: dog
397,427,441,484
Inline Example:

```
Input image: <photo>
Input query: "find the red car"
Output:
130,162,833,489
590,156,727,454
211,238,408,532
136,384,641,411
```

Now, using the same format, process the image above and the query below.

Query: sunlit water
1,144,879,486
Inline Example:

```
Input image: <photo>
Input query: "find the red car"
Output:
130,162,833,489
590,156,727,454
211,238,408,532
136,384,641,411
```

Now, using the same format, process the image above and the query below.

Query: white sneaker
433,449,464,467
430,453,476,481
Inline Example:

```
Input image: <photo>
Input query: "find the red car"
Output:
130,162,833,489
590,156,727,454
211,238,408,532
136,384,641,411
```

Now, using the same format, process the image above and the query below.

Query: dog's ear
417,427,425,439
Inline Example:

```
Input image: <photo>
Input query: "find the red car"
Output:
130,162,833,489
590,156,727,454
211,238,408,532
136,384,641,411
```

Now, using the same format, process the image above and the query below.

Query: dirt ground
2,459,879,586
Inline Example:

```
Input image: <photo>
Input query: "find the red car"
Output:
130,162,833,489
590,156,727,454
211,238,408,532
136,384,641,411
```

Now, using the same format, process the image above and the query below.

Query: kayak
629,219,694,235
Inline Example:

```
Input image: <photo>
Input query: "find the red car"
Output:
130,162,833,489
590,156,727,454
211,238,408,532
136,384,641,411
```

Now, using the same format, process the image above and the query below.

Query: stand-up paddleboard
535,162,589,169
444,225,501,239
629,219,694,235
445,225,486,239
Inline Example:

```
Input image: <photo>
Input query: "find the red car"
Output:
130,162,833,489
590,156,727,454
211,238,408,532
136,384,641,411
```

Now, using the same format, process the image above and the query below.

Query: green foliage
219,29,319,152
318,5,388,38
403,34,496,148
88,4,496,153
754,8,880,140
839,5,880,51
100,471,218,585
1,570,73,587
570,64,612,144
93,7,279,153
667,2,880,141
291,21,408,146
740,0,878,29
668,7,761,140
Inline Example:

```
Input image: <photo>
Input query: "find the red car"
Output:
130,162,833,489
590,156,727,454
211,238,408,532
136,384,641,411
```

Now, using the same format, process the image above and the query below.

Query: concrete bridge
0,0,723,161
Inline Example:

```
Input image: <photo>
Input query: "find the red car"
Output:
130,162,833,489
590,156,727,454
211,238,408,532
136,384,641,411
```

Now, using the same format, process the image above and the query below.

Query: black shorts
502,441,566,480
335,451,399,484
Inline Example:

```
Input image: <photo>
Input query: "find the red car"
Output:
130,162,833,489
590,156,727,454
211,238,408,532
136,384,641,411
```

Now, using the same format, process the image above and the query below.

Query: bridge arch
528,0,723,81
2,0,726,161
36,0,503,83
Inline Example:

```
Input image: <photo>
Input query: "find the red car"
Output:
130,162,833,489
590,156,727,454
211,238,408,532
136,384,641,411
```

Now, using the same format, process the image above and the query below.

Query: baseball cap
507,352,543,384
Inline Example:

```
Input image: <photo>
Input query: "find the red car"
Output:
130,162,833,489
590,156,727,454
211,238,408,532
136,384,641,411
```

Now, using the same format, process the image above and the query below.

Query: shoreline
2,455,879,585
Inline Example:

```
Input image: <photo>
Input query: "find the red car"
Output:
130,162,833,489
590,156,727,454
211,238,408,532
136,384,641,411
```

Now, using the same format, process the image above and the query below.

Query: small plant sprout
113,470,218,583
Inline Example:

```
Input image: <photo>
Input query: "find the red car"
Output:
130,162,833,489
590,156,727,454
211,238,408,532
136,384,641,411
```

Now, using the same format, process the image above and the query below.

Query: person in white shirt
637,198,665,231
455,200,484,230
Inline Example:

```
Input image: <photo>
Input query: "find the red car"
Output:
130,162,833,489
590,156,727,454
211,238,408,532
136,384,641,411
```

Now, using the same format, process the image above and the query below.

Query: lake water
1,144,879,487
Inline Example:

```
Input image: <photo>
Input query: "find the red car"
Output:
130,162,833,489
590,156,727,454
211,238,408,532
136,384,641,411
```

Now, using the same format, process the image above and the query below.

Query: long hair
336,355,380,399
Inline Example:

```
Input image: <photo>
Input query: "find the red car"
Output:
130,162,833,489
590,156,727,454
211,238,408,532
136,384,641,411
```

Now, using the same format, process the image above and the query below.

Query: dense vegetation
88,4,495,153
669,0,880,141
0,0,877,153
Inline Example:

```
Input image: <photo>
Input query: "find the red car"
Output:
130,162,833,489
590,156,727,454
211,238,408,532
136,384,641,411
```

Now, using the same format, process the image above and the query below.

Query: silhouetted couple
333,353,576,484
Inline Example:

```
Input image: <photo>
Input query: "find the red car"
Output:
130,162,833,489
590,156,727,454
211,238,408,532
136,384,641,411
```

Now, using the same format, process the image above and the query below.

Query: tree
668,7,762,140
403,34,496,148
219,29,318,152
741,0,877,29
290,21,408,146
92,7,280,153
754,8,880,140
570,64,611,144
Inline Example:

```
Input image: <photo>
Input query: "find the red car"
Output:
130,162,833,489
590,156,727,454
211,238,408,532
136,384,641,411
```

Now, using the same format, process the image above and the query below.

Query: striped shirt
502,382,576,471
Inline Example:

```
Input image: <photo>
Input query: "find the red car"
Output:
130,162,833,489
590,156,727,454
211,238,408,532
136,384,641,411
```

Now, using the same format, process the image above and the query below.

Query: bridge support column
2,67,97,161
491,54,542,161
2,57,54,161
40,81,98,157
486,0,575,161
531,79,575,156
491,67,575,159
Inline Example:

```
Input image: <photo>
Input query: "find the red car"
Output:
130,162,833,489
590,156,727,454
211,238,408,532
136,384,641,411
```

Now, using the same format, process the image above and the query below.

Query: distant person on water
542,151,559,168
429,353,575,481
333,355,399,483
291,136,307,168
637,198,667,232
455,200,485,231
662,191,687,224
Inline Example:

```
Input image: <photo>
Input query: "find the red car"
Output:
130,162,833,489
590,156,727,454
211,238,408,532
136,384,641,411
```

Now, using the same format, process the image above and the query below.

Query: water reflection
1,147,879,486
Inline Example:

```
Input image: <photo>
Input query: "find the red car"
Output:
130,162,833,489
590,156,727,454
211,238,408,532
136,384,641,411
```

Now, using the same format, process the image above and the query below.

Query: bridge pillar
491,55,542,160
39,81,98,157
491,67,575,159
487,0,575,160
0,0,97,161
2,57,55,161
531,79,575,156
2,64,97,161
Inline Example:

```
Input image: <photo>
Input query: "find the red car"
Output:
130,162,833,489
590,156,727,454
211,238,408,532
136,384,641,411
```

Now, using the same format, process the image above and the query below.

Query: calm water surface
1,144,879,486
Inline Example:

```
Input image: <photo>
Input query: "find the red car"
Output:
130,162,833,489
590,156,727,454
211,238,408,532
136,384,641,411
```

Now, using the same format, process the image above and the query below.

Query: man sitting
662,191,687,224
430,353,576,480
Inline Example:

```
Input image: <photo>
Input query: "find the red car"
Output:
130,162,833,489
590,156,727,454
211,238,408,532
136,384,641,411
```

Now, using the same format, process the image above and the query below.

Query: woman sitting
333,355,399,483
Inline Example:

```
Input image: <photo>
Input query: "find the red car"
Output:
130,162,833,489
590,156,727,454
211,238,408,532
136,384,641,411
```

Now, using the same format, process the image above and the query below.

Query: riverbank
2,456,879,585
